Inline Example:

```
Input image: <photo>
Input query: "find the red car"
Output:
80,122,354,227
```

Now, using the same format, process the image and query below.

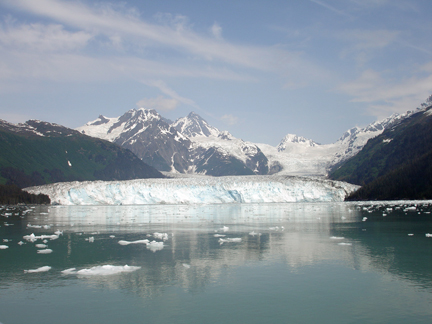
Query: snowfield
24,175,359,205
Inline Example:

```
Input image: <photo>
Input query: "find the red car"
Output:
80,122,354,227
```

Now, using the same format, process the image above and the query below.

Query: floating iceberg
37,249,53,254
218,238,242,244
118,239,150,245
146,241,164,252
24,266,51,273
24,175,358,205
74,265,141,276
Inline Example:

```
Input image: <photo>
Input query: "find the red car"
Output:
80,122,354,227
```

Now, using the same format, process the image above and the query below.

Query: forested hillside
0,120,164,188
329,104,432,200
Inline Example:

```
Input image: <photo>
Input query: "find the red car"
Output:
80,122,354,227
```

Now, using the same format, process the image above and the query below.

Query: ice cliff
24,175,359,205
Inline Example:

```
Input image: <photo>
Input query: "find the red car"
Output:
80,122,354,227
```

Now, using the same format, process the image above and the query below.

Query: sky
0,0,431,145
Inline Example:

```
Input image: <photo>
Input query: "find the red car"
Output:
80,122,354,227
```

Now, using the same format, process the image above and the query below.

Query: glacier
24,175,359,205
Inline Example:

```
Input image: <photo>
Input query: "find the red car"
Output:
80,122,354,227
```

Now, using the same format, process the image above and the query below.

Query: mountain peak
277,134,318,152
172,112,220,138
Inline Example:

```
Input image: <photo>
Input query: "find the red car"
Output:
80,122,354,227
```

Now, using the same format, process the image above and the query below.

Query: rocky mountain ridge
77,102,428,177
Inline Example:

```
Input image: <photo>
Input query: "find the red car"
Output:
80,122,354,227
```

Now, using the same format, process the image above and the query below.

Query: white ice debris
35,244,48,248
337,242,352,246
330,236,345,239
75,265,141,276
37,249,53,254
23,234,59,242
146,241,164,252
24,266,51,273
61,268,77,275
214,234,226,237
0,245,9,249
24,175,359,205
118,239,150,245
153,232,169,241
218,237,242,245
426,233,432,238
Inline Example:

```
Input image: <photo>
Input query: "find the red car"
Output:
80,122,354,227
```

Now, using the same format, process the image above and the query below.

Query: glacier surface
24,175,359,205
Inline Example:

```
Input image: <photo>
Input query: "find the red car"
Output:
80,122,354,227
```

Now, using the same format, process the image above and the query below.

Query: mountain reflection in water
1,202,431,323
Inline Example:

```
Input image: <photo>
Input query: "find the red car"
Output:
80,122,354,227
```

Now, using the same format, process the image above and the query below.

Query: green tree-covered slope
0,120,163,188
329,105,432,200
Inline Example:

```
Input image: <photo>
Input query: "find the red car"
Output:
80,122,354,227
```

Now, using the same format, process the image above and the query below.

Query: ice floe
218,238,242,245
118,239,150,246
37,249,53,254
24,266,51,273
146,241,164,252
63,265,141,276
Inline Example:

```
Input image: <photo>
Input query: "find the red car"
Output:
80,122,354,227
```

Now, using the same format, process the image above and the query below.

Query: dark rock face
108,109,191,172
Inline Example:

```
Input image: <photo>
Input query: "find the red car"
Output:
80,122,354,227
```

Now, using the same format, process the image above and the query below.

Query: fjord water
1,202,432,324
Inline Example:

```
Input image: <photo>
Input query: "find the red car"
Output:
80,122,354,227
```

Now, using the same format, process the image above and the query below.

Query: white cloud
0,22,92,52
221,114,238,125
3,0,278,70
136,96,178,111
211,22,222,39
338,67,432,119
339,29,399,64
143,80,199,109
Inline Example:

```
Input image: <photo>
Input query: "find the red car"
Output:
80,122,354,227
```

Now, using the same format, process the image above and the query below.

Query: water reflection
1,202,432,296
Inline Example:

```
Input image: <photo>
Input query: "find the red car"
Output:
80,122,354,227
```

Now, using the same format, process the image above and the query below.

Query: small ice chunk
17,241,25,245
153,232,169,241
362,217,368,222
0,245,9,249
182,263,191,269
76,265,141,276
61,268,77,275
426,233,432,238
219,238,242,245
54,230,63,236
338,242,352,246
35,244,48,248
408,234,414,236
86,237,94,243
214,234,226,237
24,266,51,273
27,224,42,228
146,241,164,252
109,235,115,238
330,236,345,240
37,249,53,254
118,239,149,246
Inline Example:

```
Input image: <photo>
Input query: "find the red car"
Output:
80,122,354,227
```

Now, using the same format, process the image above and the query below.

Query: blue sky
0,0,431,145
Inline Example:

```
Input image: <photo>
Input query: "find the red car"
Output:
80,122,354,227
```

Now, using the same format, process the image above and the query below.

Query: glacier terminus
25,175,359,205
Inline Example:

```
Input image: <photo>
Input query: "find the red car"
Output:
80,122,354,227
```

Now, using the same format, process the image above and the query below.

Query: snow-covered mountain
257,108,422,176
77,98,429,177
77,108,191,173
173,112,269,176
172,111,220,137
24,175,359,205
78,109,268,176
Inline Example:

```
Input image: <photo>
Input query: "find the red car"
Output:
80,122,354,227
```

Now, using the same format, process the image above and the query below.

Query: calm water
1,202,432,324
